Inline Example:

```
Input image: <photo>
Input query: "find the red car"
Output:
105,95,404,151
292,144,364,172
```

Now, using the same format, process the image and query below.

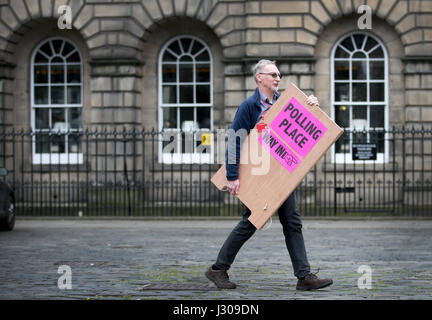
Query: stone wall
0,0,430,135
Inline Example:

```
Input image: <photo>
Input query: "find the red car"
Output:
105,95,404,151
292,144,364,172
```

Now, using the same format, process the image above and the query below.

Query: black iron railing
0,127,431,217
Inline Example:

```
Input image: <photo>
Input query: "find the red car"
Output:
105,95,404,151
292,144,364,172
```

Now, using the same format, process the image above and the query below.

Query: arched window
158,35,213,164
331,32,388,163
31,37,83,164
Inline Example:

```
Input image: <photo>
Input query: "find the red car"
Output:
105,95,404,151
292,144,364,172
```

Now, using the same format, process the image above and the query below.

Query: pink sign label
270,97,328,158
258,130,300,173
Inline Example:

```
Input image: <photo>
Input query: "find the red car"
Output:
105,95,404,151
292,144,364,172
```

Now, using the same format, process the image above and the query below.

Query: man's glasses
259,72,282,79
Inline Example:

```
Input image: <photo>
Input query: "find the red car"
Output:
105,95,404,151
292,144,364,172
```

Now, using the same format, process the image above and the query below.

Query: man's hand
307,95,320,107
227,179,240,195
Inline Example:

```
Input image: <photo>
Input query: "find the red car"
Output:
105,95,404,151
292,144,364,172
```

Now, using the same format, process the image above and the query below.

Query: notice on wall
352,143,377,160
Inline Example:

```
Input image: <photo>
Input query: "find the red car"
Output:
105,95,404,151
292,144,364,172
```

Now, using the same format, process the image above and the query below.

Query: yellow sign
201,133,212,146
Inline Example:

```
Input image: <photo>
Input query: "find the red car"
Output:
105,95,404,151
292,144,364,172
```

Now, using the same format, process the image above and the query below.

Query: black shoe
296,270,333,291
205,266,237,289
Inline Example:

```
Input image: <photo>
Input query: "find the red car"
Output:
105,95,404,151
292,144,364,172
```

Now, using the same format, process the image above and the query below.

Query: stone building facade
0,0,431,211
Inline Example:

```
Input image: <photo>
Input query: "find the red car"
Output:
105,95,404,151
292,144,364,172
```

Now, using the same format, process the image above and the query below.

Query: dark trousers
213,191,311,279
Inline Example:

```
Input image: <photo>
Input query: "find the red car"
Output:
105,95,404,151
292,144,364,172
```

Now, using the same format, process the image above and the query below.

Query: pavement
0,217,431,300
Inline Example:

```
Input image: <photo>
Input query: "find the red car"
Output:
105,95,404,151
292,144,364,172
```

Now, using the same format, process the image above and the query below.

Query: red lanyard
260,98,273,118
257,98,273,132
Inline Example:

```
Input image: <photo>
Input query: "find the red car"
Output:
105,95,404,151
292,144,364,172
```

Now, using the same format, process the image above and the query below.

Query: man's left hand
307,95,319,107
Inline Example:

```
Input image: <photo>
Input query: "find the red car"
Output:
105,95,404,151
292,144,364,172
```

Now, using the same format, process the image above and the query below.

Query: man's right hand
227,179,240,195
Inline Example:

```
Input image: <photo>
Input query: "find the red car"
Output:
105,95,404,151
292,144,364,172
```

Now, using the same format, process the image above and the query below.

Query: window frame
30,37,84,165
158,35,214,164
330,32,389,164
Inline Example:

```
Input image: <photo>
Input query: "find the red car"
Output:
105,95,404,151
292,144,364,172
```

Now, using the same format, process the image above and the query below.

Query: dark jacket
225,87,279,181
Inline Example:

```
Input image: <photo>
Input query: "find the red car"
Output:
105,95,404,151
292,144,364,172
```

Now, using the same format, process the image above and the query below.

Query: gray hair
252,59,277,83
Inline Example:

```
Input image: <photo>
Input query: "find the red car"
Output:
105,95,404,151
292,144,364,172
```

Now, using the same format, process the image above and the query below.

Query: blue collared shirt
257,90,280,122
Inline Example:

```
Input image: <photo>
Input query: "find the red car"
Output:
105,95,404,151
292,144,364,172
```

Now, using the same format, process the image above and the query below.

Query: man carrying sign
205,60,333,291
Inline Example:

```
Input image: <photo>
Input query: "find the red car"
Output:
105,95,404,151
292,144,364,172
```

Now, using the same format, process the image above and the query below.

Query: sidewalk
0,218,431,300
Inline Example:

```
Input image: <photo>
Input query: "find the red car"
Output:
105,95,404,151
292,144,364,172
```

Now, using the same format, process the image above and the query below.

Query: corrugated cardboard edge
211,83,344,229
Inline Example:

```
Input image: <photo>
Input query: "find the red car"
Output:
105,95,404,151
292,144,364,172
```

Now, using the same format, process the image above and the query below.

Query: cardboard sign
211,83,343,229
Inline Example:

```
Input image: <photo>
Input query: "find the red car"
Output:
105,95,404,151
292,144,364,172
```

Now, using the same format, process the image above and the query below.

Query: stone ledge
322,162,399,172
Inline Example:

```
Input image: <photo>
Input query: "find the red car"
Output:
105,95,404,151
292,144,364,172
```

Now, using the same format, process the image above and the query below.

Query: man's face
256,64,281,93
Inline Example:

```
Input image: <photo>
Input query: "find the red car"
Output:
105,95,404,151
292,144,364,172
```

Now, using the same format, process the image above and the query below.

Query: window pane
169,40,182,55
352,52,366,59
369,46,384,58
52,57,64,63
35,133,50,153
163,50,177,61
352,83,366,101
197,107,211,129
67,86,81,104
352,60,367,79
353,105,367,120
335,105,349,128
340,37,354,52
35,108,49,129
364,36,378,52
51,86,65,104
34,65,48,83
180,108,194,131
52,40,64,54
334,61,349,80
35,52,48,63
196,64,210,82
370,61,384,79
68,132,82,153
335,46,349,58
62,41,74,56
34,86,48,104
162,64,176,83
163,107,177,129
196,85,210,103
180,38,192,53
370,83,384,101
353,34,365,49
67,51,80,62
162,85,177,104
352,106,368,130
50,134,65,153
51,65,65,83
68,108,82,129
191,41,204,55
370,106,384,128
196,50,210,61
180,85,193,103
51,108,65,131
67,65,81,83
40,42,53,57
335,131,350,153
180,55,192,62
335,83,349,101
179,63,193,82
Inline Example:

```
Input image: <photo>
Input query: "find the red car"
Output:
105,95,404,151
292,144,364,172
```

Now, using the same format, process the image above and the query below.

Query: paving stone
0,219,431,300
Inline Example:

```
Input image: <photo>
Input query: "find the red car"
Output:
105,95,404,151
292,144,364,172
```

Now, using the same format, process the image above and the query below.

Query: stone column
88,60,143,185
